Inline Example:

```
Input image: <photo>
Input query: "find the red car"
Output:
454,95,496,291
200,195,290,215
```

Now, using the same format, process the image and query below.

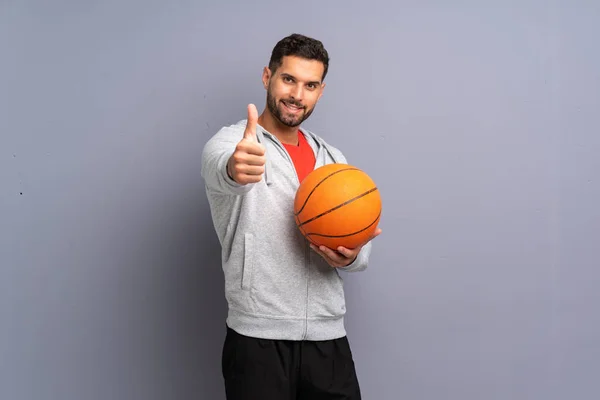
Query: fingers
310,228,383,268
236,138,265,157
310,244,332,263
233,172,264,184
310,244,353,268
230,163,265,177
234,153,265,166
363,227,382,243
243,103,259,141
230,147,265,175
336,246,355,258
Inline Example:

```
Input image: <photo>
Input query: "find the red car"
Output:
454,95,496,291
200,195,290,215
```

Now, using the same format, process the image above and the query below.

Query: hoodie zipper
263,132,312,340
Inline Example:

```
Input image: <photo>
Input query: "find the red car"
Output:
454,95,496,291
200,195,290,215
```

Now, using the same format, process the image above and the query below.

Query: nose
290,84,304,101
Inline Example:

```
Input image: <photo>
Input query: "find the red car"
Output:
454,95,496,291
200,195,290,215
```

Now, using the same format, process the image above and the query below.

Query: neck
258,109,299,145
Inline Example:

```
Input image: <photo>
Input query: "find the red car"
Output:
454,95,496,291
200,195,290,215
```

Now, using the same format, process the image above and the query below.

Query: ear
317,82,326,101
262,67,271,89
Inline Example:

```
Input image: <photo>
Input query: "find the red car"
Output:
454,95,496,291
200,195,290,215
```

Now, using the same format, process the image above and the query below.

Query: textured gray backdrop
1,1,599,399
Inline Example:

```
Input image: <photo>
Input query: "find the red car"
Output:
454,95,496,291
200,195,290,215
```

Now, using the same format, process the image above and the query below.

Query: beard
266,87,315,128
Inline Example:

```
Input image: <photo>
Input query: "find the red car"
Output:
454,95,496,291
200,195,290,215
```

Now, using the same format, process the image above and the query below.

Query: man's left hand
310,228,382,268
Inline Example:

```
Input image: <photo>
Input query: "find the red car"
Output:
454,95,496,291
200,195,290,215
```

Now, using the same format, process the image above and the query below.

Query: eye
306,83,317,90
283,76,293,83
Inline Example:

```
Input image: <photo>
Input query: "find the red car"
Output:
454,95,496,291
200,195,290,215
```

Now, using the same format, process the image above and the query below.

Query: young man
201,33,381,400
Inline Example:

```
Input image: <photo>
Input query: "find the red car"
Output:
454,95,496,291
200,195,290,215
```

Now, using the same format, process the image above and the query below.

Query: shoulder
202,120,246,153
201,121,247,164
209,120,246,142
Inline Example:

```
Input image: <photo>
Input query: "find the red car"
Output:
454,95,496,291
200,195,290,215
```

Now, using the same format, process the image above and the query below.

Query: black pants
222,326,362,400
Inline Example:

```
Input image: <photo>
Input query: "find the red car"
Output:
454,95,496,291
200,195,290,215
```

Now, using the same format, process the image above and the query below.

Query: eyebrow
281,73,322,86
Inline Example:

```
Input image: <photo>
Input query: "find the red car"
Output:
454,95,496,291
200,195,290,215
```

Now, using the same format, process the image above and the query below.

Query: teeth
285,102,300,110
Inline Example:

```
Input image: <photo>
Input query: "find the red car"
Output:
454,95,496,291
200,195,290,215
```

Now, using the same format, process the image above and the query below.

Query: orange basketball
294,163,382,250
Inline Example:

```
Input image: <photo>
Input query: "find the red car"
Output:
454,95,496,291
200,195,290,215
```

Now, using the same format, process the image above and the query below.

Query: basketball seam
304,211,381,239
297,187,379,227
295,215,307,237
294,167,359,217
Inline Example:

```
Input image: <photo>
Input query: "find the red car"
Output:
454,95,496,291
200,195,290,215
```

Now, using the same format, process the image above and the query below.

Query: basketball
294,163,382,250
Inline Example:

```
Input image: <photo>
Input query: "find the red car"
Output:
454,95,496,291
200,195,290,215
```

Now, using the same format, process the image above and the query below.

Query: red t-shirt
282,131,316,183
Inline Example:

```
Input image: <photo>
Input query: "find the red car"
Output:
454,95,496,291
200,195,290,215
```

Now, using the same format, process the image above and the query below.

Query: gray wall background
2,1,599,399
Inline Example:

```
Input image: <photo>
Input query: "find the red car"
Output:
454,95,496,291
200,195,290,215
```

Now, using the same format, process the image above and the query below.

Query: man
201,33,381,400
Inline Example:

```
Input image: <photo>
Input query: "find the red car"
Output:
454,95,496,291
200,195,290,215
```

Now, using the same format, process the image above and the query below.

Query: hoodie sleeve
338,240,372,272
201,125,257,196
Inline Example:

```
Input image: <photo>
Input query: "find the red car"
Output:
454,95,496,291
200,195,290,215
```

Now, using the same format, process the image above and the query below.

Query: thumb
243,103,259,141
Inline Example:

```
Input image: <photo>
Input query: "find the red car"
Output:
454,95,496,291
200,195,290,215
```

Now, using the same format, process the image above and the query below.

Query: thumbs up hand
242,103,259,142
227,104,266,184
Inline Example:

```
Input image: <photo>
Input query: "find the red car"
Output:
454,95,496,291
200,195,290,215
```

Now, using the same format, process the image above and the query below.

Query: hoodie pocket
241,233,254,290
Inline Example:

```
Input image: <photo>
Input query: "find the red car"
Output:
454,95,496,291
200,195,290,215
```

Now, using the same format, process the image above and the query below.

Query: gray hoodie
200,120,373,341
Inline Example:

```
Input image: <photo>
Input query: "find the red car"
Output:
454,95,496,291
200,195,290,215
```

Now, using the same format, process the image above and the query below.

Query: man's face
263,55,326,128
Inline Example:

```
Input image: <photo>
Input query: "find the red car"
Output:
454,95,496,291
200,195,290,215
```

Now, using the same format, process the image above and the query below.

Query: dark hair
268,33,330,81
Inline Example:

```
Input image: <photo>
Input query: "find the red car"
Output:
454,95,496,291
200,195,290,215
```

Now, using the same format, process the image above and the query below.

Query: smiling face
263,55,326,128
